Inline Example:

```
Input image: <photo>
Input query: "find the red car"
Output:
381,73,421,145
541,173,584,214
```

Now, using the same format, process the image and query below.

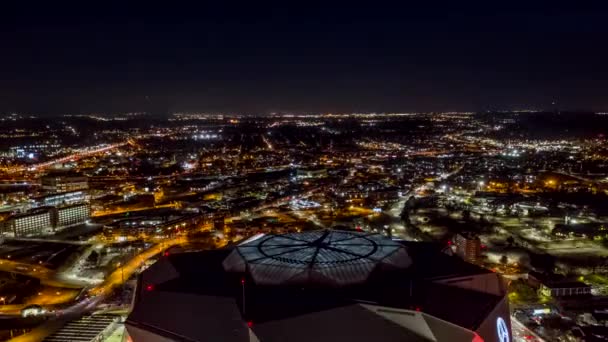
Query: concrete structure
43,314,120,342
41,173,88,193
296,168,328,179
1,203,90,237
1,209,53,237
103,214,203,239
455,232,481,264
32,190,86,208
540,281,592,298
54,203,91,228
127,230,512,342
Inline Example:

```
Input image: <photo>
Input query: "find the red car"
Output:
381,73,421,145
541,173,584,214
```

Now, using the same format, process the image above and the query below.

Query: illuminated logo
496,317,509,342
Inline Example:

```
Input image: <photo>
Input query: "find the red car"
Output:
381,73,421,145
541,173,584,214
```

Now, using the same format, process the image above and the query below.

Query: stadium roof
223,230,412,286
127,230,509,342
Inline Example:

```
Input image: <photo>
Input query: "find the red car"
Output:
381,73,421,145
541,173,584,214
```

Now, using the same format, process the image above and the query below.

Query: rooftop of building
127,230,504,341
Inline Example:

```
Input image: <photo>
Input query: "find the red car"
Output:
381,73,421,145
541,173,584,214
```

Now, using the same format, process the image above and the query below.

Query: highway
0,259,81,288
6,236,187,341
89,236,186,297
387,194,416,240
4,142,128,174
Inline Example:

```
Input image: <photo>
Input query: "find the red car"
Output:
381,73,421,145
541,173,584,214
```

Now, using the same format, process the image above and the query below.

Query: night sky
1,3,608,115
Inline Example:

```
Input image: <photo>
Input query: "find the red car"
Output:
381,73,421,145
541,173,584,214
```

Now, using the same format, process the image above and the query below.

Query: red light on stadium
146,285,154,291
415,307,421,312
247,321,253,328
164,251,170,257
447,241,452,246
241,278,245,285
471,333,484,342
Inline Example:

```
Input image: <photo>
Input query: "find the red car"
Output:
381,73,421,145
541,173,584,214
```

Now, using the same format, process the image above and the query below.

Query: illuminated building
455,232,482,264
1,203,90,236
530,273,592,298
32,190,86,207
296,168,328,179
1,209,52,237
40,173,89,193
127,230,511,342
54,203,91,228
539,281,591,297
103,214,203,240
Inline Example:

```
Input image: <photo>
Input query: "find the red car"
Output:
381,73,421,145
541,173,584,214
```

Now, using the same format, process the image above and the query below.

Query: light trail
5,142,128,174
6,236,188,341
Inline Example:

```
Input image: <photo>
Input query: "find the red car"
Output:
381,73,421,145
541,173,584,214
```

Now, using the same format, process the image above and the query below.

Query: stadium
126,230,511,342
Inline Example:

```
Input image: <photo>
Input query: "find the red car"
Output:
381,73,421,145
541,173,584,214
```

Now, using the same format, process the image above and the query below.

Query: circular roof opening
223,230,412,286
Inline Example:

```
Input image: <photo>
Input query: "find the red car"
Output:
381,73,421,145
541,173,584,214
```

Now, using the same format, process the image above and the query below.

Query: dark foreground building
126,230,511,342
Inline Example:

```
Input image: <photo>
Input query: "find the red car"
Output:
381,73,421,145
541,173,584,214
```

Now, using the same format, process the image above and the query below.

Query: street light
117,262,124,283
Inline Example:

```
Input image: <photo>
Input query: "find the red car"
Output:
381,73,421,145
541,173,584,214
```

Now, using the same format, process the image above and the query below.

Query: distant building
540,281,591,297
31,190,86,207
455,232,481,263
1,209,53,237
213,215,225,231
1,203,90,237
368,187,400,203
296,168,328,179
103,214,203,240
41,173,88,193
54,203,90,228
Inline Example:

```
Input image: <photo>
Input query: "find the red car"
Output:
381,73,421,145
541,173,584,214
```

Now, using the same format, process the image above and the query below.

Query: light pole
117,262,124,283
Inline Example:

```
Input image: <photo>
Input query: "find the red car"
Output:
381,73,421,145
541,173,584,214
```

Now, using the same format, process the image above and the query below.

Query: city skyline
1,3,608,341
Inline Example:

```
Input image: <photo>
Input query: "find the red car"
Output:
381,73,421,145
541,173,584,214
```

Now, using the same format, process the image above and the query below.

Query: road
0,259,84,289
511,316,545,342
4,237,89,246
89,236,186,296
7,236,188,341
385,185,431,241
0,257,94,290
387,195,417,240
5,142,128,174
91,203,177,217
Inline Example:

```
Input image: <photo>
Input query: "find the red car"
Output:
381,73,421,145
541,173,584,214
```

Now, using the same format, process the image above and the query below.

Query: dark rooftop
129,231,503,338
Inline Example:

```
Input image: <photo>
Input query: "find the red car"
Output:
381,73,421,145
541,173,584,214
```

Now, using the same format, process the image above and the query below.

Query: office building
31,190,86,208
127,230,511,342
455,232,482,264
40,173,89,193
1,209,53,237
54,203,91,228
103,214,203,240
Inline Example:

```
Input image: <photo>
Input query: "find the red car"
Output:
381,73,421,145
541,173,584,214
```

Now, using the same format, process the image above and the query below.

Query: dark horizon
2,3,608,115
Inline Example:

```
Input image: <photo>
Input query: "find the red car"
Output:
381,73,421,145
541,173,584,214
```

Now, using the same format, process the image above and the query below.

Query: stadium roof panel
223,230,412,286
127,230,511,342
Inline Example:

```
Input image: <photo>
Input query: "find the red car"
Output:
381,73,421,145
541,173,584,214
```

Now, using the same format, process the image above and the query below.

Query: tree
87,251,99,266
500,255,509,265
508,280,539,303
462,210,471,221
